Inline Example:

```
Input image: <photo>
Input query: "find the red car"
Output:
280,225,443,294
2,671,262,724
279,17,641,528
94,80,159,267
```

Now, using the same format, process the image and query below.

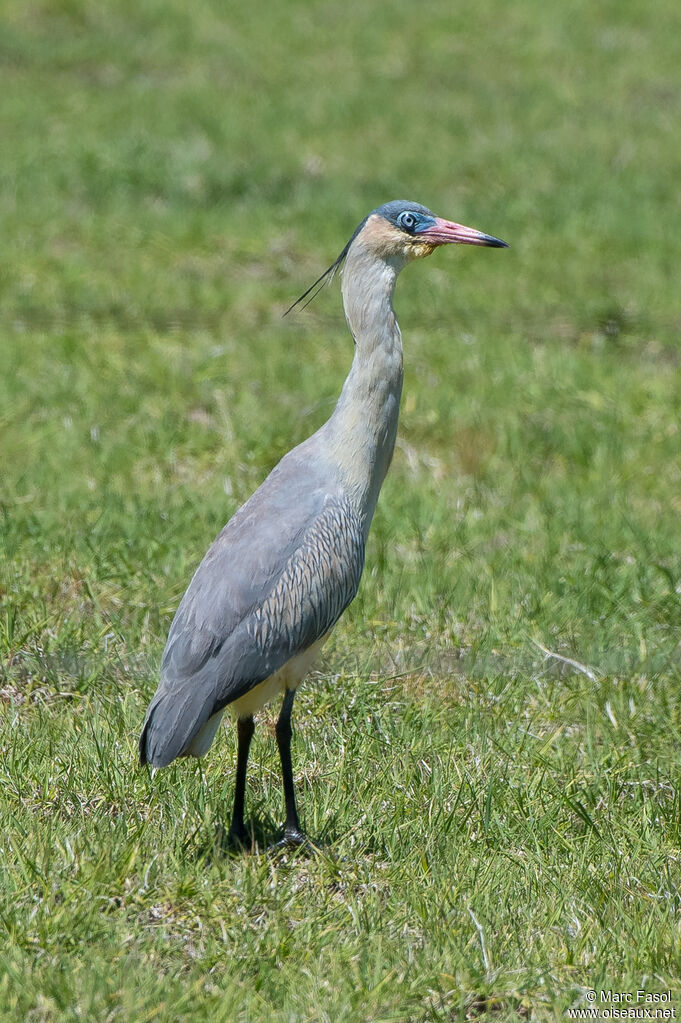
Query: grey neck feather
323,236,407,534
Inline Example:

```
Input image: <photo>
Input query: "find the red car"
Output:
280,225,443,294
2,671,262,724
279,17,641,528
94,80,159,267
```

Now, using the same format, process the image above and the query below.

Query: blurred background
3,0,680,679
1,0,681,1017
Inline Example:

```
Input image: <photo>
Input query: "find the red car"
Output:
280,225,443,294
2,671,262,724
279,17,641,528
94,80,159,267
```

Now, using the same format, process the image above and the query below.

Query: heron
139,200,507,848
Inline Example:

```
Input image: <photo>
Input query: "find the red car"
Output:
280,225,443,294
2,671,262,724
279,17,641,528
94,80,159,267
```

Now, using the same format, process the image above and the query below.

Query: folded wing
139,453,365,767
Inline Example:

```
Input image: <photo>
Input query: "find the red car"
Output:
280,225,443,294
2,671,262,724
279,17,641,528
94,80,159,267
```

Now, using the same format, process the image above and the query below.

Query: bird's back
139,439,365,767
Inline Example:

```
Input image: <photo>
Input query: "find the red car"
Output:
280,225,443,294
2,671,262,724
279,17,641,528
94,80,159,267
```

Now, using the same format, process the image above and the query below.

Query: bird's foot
268,826,316,856
224,822,253,852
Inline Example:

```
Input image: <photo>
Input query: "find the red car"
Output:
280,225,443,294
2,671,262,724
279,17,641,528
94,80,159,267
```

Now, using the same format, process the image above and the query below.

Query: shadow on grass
185,816,339,863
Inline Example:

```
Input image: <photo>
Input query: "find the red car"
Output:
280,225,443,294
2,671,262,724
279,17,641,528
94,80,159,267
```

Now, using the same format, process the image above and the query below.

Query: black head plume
283,215,368,317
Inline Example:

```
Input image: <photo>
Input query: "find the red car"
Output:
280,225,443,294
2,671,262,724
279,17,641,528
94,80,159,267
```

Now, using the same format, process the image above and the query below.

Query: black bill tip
481,234,510,248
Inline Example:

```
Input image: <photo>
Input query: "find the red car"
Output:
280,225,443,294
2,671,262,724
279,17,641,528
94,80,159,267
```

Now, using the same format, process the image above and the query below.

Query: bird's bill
419,218,508,248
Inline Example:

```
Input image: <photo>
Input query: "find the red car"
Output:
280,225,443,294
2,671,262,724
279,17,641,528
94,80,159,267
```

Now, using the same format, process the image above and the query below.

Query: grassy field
2,0,681,1019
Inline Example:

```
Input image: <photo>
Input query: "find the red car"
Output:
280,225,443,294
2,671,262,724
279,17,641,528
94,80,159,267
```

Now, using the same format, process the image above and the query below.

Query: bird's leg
228,714,255,846
274,688,307,846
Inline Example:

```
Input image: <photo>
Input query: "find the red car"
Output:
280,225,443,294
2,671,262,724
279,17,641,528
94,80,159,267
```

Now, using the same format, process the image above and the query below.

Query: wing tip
138,681,218,769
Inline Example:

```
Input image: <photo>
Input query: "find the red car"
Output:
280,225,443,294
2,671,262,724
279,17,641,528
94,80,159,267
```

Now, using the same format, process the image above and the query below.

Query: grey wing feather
246,496,364,663
139,451,365,767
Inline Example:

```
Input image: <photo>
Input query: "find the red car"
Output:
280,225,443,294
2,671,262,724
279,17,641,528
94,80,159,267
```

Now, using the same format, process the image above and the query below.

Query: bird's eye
398,211,417,232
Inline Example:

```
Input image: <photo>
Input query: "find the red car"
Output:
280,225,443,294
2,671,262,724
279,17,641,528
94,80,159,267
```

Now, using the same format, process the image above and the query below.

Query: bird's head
285,199,507,315
365,200,508,263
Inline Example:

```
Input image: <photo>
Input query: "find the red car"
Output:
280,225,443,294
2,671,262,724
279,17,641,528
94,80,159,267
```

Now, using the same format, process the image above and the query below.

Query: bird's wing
162,479,365,697
140,453,365,766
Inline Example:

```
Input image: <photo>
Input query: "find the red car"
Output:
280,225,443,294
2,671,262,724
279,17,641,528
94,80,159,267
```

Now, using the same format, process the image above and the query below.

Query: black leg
275,688,306,845
228,714,255,845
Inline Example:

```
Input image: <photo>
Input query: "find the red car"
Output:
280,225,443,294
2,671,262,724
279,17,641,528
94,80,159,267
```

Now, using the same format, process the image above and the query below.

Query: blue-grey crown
372,200,435,224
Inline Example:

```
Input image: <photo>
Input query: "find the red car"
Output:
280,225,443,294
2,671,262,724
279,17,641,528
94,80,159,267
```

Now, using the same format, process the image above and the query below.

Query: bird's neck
325,240,405,533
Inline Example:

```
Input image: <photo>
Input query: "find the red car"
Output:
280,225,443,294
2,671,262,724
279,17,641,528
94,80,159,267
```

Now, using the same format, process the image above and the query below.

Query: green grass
2,0,681,1019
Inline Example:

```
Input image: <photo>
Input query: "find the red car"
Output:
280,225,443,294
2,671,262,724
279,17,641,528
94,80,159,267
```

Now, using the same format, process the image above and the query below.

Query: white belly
186,632,331,757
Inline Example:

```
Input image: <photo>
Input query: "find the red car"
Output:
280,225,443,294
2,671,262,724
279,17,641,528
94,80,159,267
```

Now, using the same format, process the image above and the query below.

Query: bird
139,199,508,849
